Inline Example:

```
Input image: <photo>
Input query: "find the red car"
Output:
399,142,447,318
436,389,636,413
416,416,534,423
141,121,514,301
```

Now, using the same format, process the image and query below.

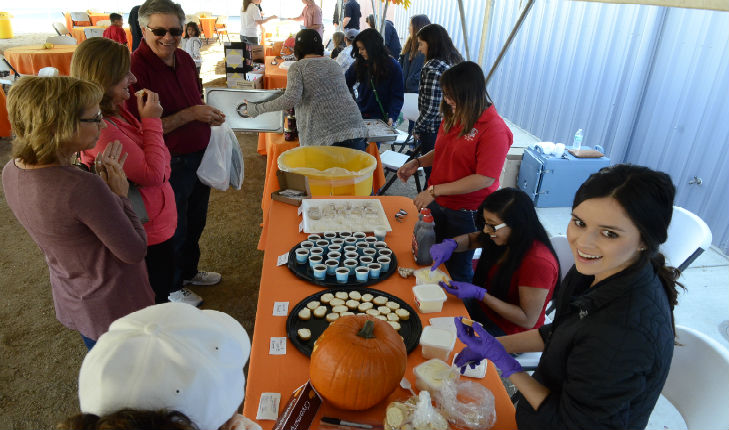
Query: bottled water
573,129,583,150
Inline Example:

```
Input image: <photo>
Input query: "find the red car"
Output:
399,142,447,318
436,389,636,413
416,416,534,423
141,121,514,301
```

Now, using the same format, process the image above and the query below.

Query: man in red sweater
103,13,128,46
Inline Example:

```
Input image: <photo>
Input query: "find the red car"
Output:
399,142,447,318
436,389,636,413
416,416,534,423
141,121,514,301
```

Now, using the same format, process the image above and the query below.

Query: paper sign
256,392,281,420
298,221,304,232
277,253,289,266
273,302,289,316
270,337,287,355
297,205,303,215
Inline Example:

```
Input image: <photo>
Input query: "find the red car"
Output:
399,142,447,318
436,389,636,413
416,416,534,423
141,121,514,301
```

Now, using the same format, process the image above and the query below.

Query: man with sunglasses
127,0,226,307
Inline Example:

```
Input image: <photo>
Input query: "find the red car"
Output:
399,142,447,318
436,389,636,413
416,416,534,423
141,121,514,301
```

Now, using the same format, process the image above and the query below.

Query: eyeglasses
146,26,183,37
79,111,103,124
484,222,507,232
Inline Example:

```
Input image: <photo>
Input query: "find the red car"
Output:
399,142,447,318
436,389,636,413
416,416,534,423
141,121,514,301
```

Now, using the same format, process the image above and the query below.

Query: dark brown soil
0,133,265,429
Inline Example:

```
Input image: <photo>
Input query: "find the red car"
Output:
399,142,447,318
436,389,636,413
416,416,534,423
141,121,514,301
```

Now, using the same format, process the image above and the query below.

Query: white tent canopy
574,0,729,12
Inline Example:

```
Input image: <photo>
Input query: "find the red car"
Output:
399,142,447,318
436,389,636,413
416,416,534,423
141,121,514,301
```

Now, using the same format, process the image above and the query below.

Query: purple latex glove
429,239,458,271
439,280,486,302
454,317,522,377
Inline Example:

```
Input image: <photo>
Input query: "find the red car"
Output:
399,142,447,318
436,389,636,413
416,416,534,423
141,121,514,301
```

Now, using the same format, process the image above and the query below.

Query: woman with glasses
2,77,154,350
397,61,512,283
429,188,560,336
72,37,177,306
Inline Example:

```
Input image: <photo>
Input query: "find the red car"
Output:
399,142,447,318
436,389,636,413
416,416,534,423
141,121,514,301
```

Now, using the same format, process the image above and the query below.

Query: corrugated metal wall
393,0,729,252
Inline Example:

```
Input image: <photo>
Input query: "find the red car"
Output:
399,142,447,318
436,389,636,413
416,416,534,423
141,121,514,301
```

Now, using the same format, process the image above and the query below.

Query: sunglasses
79,111,104,124
146,26,183,37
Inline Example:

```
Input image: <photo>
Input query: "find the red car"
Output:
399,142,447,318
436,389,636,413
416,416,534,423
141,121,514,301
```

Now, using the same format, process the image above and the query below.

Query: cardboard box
226,73,263,89
271,171,311,206
272,381,322,430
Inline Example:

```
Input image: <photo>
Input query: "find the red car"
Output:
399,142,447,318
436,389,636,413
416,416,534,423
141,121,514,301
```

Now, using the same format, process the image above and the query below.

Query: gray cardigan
247,57,368,146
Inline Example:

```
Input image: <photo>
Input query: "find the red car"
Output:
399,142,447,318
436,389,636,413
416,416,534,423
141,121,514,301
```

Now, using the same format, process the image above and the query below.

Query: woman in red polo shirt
431,188,560,336
398,61,512,282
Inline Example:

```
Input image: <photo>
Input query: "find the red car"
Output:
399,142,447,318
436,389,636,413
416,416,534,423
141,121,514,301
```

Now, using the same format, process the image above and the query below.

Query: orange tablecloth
263,55,288,90
1,89,11,138
88,13,110,26
3,45,77,76
199,18,216,39
257,132,386,250
70,26,132,51
242,196,517,429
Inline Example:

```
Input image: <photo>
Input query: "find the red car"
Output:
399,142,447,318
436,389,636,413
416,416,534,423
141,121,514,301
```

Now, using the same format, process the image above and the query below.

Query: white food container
419,326,457,361
452,352,487,378
412,284,447,313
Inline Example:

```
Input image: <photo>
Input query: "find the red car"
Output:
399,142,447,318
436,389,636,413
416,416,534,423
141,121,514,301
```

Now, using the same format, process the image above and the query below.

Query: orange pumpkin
310,315,407,410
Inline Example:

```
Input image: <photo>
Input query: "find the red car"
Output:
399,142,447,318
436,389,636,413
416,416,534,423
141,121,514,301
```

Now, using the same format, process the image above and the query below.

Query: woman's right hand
97,141,129,198
397,159,418,182
136,89,163,119
430,238,458,270
454,317,522,377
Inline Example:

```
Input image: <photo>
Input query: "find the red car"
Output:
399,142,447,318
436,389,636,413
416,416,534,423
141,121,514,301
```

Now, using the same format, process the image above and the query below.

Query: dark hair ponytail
58,409,199,430
573,164,684,336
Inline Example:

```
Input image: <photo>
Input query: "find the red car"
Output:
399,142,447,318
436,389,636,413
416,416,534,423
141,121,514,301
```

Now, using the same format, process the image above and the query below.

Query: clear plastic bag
198,124,243,191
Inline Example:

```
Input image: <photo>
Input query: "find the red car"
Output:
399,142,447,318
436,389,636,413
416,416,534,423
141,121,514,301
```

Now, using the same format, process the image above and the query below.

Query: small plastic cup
368,263,381,279
295,248,309,264
343,245,357,254
328,244,342,254
339,231,352,239
359,255,374,266
353,232,367,242
344,258,358,274
326,251,341,262
344,237,357,247
309,247,324,257
362,248,377,259
335,267,350,283
300,240,314,249
374,241,388,249
356,242,369,255
345,251,359,261
377,255,391,272
325,259,339,275
331,238,345,246
378,248,393,258
323,231,337,240
307,234,321,241
374,229,387,241
313,264,327,280
355,266,370,282
365,236,378,245
309,255,323,269
315,239,330,253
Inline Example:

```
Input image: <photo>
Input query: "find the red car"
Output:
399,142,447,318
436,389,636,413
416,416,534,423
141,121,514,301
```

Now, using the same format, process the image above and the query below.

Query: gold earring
638,247,646,251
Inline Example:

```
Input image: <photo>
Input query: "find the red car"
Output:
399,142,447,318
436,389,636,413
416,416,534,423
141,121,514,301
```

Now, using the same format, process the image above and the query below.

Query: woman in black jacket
454,164,682,429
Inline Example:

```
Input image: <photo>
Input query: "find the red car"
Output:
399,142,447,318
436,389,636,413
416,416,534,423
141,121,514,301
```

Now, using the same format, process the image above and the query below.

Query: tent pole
477,0,494,66
485,0,535,85
456,0,470,60
380,0,390,34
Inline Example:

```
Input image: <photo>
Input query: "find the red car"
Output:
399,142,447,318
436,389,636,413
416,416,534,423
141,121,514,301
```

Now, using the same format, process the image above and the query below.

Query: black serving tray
287,242,398,288
286,287,422,357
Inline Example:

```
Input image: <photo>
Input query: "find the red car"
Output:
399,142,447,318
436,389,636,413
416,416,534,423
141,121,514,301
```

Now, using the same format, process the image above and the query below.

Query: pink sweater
2,162,155,339
80,108,176,245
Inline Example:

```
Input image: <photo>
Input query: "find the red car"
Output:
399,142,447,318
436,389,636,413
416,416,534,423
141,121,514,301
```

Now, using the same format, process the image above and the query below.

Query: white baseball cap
79,303,251,430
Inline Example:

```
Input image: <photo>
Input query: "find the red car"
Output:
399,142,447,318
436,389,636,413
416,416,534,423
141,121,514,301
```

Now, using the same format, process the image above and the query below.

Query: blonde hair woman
71,37,181,306
2,77,154,349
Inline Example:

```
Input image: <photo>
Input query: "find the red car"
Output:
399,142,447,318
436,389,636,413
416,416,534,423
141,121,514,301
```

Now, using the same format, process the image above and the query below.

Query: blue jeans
81,334,96,350
428,201,477,282
332,137,367,151
169,151,211,291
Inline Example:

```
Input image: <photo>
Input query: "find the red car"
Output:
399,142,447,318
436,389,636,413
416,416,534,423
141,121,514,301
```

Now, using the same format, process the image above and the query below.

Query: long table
70,26,133,52
242,196,517,429
3,44,77,76
263,55,288,90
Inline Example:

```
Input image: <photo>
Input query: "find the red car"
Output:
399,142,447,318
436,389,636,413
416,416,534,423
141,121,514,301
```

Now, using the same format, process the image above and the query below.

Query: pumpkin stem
357,320,376,339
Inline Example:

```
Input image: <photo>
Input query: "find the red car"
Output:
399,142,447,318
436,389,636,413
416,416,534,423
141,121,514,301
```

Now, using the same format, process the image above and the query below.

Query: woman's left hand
413,190,434,211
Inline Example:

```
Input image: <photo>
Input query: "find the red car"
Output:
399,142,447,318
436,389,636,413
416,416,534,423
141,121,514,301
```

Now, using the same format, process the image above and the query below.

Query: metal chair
214,16,230,44
660,206,713,272
376,93,423,195
84,27,105,39
95,19,111,28
52,22,70,36
46,35,77,45
70,12,91,27
659,325,729,429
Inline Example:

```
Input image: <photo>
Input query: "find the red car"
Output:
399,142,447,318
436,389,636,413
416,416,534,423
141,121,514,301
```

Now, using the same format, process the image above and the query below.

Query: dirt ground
0,34,270,429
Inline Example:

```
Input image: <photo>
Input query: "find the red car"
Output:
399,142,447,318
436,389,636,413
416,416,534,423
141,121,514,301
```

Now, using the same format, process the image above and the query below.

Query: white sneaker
183,271,222,286
168,288,203,307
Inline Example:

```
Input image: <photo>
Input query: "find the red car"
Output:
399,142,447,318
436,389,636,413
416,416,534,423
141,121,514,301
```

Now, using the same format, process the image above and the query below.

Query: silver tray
364,119,398,142
205,88,285,133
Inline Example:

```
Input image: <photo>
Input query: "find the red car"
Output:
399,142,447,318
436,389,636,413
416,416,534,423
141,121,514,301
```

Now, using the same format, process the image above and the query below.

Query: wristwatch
428,185,436,198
